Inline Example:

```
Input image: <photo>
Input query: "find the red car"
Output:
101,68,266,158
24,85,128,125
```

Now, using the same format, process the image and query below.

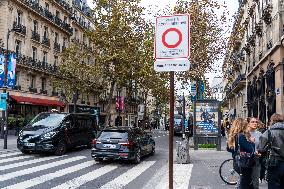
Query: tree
87,0,146,127
172,0,230,82
53,41,105,111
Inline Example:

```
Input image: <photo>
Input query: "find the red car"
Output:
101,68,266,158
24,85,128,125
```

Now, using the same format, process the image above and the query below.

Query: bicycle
219,158,240,185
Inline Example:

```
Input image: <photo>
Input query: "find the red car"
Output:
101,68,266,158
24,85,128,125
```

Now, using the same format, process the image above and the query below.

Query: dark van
17,112,98,155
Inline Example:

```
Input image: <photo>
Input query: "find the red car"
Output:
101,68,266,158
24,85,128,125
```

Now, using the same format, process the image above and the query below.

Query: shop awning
10,95,65,107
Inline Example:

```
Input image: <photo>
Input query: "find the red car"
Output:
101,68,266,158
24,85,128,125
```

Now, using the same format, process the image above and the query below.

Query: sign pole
169,71,174,189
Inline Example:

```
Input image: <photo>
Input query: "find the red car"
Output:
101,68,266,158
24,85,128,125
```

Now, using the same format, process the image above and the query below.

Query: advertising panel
7,53,16,88
0,93,7,111
195,101,219,135
0,53,4,87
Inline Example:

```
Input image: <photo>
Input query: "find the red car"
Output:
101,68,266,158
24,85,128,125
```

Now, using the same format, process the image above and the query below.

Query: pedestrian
246,117,262,189
228,117,255,189
258,113,284,189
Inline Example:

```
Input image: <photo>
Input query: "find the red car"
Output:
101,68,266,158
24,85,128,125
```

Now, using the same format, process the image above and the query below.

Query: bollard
176,140,190,164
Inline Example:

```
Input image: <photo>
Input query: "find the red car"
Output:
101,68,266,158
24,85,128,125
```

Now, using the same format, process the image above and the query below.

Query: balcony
13,85,21,90
29,87,37,93
17,55,58,75
52,91,59,96
42,37,50,47
40,89,48,94
231,74,246,93
31,31,40,42
72,0,93,18
17,0,73,35
13,22,26,36
54,42,61,52
53,0,72,13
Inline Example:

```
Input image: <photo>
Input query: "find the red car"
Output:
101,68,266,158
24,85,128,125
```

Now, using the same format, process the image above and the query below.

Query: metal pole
182,92,185,140
3,30,10,149
169,71,174,189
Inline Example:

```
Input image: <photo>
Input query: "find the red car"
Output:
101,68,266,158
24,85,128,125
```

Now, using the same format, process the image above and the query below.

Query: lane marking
0,155,66,171
100,161,156,189
5,161,99,189
0,152,22,158
0,156,85,181
51,164,118,189
0,155,31,164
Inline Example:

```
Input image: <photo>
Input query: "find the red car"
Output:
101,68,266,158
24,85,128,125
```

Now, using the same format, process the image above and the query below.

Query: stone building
222,0,284,124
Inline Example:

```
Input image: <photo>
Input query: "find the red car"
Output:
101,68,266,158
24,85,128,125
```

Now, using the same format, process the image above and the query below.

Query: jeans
267,161,284,189
251,158,260,189
239,167,254,189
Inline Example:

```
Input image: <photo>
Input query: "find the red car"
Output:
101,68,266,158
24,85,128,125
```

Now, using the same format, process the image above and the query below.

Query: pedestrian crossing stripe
51,164,118,189
0,156,86,181
0,155,31,164
0,155,66,171
0,152,22,158
100,161,155,189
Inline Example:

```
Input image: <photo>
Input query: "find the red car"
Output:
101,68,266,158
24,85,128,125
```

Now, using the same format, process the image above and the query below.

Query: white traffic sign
154,14,190,72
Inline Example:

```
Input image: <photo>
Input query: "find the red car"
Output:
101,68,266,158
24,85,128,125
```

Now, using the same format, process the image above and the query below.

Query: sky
86,0,239,90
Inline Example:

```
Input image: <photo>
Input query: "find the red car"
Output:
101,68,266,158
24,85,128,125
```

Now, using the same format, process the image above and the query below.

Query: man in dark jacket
258,114,284,189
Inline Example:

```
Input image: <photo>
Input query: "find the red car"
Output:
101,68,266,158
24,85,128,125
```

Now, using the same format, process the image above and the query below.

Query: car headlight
41,131,57,139
18,131,23,139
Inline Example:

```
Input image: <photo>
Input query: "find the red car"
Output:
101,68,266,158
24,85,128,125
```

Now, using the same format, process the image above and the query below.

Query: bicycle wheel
219,158,239,185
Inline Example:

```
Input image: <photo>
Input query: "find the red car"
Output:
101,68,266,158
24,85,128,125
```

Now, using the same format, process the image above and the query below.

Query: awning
10,95,65,107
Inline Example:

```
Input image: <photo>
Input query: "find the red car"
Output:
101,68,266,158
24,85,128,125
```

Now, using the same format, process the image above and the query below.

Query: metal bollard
176,140,190,164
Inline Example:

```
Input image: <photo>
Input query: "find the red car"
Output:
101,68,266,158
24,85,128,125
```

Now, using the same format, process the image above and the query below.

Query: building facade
222,0,284,124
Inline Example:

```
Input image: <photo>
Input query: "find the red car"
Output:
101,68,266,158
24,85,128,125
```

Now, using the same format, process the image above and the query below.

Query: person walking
247,117,262,189
258,113,284,189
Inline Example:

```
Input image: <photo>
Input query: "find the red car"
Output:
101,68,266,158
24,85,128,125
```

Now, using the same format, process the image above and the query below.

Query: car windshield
98,131,128,140
29,113,66,127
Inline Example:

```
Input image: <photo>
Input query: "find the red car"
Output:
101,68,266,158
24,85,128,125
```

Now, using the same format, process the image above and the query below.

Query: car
17,112,98,156
91,127,155,164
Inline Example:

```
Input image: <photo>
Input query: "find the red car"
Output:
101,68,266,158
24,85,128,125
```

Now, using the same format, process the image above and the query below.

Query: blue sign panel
0,54,4,88
0,93,7,111
7,53,16,88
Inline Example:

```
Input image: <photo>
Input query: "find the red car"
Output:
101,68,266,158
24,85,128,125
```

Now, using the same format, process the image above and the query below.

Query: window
74,29,78,39
15,72,20,86
16,11,22,25
43,51,47,63
33,21,38,32
54,56,58,66
44,26,48,39
55,32,58,43
64,16,67,24
45,3,49,10
63,37,67,47
30,75,36,88
15,40,21,56
41,78,46,90
32,46,37,61
56,11,60,18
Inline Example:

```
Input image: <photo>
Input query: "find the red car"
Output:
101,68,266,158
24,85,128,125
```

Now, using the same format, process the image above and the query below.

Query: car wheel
150,145,155,156
94,158,103,162
55,140,67,156
20,150,30,154
133,148,141,164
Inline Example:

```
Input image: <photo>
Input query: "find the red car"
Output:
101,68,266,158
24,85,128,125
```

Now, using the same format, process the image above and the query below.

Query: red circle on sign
162,28,182,48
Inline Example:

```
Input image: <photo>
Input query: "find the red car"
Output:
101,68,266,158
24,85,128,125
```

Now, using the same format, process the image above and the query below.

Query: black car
17,112,98,155
91,127,155,164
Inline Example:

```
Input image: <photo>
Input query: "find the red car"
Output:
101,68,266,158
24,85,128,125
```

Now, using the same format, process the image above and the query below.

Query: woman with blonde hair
228,117,255,189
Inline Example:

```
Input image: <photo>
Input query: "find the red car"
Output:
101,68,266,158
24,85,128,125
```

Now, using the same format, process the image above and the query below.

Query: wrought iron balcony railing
54,42,61,52
42,37,50,47
31,31,40,42
13,22,27,35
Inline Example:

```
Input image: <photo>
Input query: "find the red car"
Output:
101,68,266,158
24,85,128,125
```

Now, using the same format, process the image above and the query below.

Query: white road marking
0,152,22,158
5,161,99,189
158,136,161,138
51,164,118,189
100,161,156,189
0,155,31,164
155,164,193,189
0,155,66,171
0,156,85,181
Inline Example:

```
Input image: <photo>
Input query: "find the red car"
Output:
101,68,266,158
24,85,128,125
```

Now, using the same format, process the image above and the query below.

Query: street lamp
1,28,21,149
116,86,121,127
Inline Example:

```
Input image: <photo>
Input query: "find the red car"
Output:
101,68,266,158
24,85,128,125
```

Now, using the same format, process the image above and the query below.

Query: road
0,131,267,189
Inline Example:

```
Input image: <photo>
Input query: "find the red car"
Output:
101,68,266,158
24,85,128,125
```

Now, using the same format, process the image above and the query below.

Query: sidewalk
0,134,18,152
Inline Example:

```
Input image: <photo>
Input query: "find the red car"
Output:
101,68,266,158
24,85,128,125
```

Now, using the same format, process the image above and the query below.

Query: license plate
24,143,35,147
103,144,116,148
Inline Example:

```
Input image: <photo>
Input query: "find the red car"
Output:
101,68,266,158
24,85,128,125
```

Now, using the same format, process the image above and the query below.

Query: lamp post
116,87,121,127
1,28,19,149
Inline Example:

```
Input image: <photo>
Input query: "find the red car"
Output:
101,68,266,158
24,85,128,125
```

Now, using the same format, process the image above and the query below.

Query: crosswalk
0,150,193,189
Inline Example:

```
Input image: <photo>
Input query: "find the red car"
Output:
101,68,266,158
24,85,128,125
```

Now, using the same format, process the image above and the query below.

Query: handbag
236,135,256,168
265,129,278,167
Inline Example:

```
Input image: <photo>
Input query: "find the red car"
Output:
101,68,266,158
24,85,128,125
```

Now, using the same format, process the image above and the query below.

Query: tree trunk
104,81,116,128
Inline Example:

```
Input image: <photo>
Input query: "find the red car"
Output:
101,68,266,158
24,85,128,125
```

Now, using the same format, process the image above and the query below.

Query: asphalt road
0,131,268,189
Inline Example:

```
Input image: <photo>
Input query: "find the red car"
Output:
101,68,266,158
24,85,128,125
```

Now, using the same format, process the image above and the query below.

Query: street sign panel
154,14,190,72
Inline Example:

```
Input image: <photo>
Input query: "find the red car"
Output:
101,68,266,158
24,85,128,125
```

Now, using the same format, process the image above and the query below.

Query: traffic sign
154,14,190,72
